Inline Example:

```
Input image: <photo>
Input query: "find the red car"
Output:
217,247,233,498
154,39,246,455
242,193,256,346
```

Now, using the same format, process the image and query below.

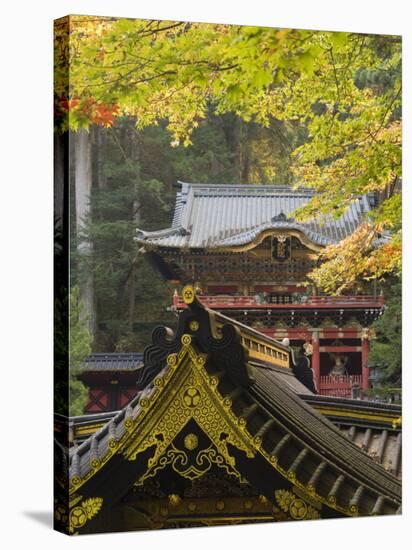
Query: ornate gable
58,288,401,534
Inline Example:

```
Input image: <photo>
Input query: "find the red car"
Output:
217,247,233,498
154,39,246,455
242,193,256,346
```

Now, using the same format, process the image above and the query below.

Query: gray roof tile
82,353,144,372
136,182,373,249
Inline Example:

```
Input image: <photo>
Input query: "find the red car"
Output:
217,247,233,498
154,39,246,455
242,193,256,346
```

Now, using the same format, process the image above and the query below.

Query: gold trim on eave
213,229,323,254
313,406,401,426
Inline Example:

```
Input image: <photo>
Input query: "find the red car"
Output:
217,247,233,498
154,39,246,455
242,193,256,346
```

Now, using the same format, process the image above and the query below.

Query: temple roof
136,182,374,249
61,289,401,534
68,397,402,479
82,353,144,372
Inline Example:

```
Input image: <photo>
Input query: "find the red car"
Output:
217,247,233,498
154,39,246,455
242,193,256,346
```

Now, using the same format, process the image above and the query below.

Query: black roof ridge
86,352,143,357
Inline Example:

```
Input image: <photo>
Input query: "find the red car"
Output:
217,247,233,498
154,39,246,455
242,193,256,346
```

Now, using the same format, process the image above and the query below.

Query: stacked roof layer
136,183,373,249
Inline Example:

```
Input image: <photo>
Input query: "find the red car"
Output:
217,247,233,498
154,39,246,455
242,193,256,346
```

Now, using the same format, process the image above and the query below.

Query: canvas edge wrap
54,15,71,536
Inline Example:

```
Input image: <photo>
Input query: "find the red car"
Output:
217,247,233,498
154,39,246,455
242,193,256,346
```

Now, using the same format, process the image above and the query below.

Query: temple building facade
136,183,385,399
78,353,144,414
56,289,401,534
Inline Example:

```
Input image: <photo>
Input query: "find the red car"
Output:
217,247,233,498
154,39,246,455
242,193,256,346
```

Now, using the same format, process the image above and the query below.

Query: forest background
53,17,402,413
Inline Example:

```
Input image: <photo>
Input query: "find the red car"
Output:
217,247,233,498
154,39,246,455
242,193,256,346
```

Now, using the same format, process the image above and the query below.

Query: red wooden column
361,330,370,391
172,289,180,308
311,330,320,392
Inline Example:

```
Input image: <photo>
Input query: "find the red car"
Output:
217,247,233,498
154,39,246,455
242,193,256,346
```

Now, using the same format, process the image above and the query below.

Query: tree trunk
234,118,251,183
74,130,95,337
128,126,141,330
94,126,107,190
54,131,67,225
128,262,136,330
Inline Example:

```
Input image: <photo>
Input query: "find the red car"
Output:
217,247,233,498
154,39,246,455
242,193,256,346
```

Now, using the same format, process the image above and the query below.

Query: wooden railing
318,375,363,398
173,294,384,310
310,296,384,306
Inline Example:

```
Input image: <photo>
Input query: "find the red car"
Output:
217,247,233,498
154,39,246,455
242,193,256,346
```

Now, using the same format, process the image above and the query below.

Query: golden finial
182,284,195,304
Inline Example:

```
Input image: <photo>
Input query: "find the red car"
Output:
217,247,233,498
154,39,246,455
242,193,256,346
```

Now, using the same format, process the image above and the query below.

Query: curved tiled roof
136,182,374,249
82,353,144,372
70,398,402,478
68,399,402,480
65,292,401,531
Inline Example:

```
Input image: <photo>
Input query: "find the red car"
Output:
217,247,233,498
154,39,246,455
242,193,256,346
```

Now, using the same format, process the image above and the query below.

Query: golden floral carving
122,343,254,489
69,497,103,534
189,320,200,332
275,489,320,521
138,441,244,484
184,433,199,450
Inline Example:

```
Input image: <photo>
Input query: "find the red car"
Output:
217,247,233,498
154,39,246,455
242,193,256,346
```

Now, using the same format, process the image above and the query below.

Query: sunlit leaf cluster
55,16,402,291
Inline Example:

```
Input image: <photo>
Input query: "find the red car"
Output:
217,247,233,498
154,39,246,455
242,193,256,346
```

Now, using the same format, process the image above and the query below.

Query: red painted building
136,182,385,398
78,353,144,413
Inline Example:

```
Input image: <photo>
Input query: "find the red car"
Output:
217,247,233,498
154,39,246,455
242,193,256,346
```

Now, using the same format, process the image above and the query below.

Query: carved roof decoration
135,182,375,250
58,288,401,534
66,397,402,480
